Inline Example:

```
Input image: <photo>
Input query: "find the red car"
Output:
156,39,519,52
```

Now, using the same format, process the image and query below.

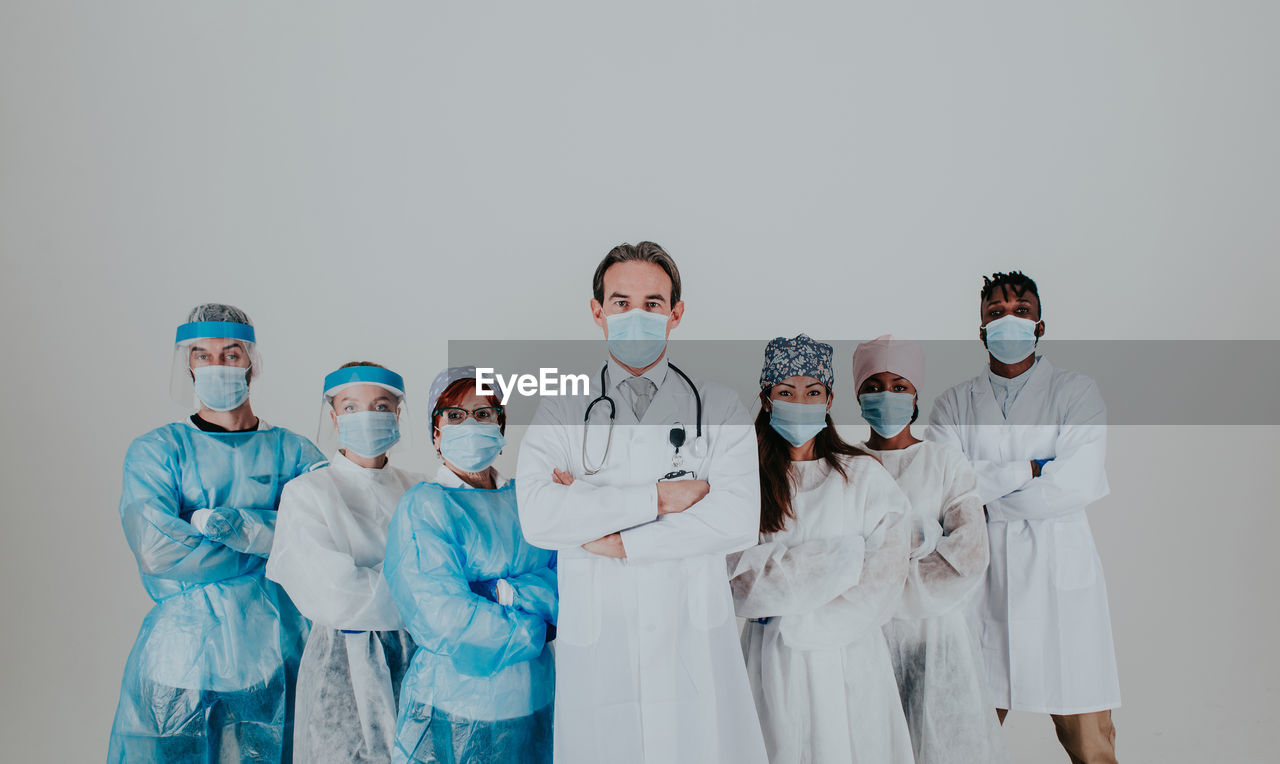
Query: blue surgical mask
983,315,1040,365
192,365,250,411
439,422,506,473
769,398,829,447
606,309,670,368
859,391,916,439
338,411,401,458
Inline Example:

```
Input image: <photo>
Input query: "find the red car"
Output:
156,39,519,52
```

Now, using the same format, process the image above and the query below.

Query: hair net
427,365,479,418
187,303,254,326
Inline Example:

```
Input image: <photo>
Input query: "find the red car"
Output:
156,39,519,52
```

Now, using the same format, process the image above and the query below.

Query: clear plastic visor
316,381,413,458
169,333,262,409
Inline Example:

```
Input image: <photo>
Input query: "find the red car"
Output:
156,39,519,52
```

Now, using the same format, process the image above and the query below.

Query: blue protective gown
384,474,557,764
108,421,324,763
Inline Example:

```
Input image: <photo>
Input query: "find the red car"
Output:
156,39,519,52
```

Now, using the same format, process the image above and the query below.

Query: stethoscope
581,362,703,476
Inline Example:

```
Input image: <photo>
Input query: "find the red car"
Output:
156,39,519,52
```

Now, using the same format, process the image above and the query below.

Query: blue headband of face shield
322,365,406,399
175,321,256,344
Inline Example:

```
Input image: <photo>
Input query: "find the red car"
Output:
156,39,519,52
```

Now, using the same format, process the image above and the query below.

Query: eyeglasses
435,406,503,424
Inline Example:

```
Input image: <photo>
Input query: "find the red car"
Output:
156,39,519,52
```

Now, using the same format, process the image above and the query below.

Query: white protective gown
267,451,424,763
515,356,768,764
860,440,1010,764
926,357,1121,714
728,455,913,764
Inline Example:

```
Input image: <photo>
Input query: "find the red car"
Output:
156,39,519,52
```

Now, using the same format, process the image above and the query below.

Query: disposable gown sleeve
620,392,761,562
119,436,261,583
506,555,558,624
987,380,1109,522
926,393,1033,504
384,491,547,676
906,451,988,613
781,472,910,647
516,400,659,549
266,479,404,630
727,535,867,619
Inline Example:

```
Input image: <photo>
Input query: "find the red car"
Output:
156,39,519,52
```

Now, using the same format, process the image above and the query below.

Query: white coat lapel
971,369,1006,425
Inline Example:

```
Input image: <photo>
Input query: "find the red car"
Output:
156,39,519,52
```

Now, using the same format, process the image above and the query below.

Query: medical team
108,243,1120,763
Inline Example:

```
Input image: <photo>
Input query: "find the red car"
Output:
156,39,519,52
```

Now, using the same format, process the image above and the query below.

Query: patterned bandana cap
427,365,479,418
759,334,835,391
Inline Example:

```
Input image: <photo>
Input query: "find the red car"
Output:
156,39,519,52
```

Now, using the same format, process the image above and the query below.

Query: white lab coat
515,357,767,764
927,357,1121,714
861,440,1009,764
728,455,913,764
267,451,424,763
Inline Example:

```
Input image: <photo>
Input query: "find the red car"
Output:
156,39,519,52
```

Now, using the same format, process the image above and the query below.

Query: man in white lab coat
516,242,767,764
927,272,1121,764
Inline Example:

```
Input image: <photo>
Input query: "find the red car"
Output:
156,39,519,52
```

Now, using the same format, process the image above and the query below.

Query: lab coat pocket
687,562,731,630
1051,521,1098,591
555,559,601,646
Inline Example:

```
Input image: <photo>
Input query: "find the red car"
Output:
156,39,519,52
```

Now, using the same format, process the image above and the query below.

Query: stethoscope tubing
581,361,702,475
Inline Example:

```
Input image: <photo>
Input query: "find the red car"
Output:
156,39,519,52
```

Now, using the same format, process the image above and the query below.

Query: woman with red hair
384,366,556,764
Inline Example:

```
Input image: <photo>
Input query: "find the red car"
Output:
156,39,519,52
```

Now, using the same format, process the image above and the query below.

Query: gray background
2,2,1277,761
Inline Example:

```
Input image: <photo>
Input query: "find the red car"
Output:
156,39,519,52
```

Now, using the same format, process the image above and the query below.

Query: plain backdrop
2,2,1277,762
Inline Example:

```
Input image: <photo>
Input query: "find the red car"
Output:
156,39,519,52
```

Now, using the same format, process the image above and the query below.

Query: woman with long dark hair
728,334,913,764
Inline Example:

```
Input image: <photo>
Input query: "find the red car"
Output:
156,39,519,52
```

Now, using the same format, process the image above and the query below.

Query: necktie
623,376,657,421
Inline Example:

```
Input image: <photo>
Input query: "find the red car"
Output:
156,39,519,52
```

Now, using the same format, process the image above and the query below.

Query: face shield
170,321,262,410
317,365,412,459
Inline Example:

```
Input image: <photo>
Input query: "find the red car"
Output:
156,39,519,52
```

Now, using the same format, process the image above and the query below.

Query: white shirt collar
433,463,508,489
987,355,1041,390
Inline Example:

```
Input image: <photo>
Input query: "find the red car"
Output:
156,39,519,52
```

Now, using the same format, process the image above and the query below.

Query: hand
201,508,236,541
471,578,516,606
552,468,575,486
190,508,235,540
495,578,515,607
1030,458,1052,478
582,532,626,558
656,479,710,515
190,508,214,534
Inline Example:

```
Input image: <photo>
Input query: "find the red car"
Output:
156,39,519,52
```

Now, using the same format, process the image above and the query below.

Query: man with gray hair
108,303,323,762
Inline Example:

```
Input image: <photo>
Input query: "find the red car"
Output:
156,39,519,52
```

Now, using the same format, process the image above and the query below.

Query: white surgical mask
192,365,250,411
338,411,401,458
769,399,829,447
606,310,670,368
983,315,1040,365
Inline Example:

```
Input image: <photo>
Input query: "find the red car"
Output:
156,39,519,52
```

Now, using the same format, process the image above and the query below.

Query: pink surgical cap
851,335,926,392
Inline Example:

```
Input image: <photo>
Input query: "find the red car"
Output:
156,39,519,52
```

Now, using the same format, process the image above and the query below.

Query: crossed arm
515,394,759,561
